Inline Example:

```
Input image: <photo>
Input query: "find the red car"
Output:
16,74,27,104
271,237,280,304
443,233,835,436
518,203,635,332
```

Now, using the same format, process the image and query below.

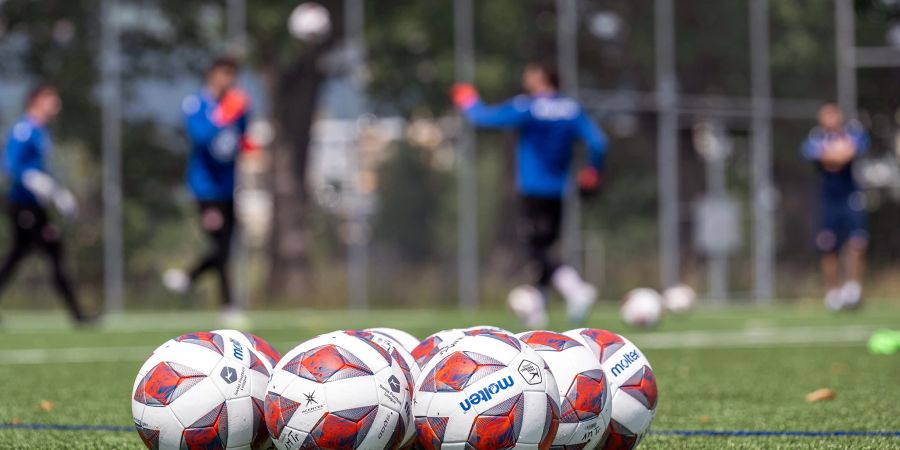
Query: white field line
0,325,877,366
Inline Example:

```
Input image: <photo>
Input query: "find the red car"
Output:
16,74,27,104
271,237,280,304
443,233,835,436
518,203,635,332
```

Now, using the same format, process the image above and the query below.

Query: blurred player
163,57,254,325
452,62,608,327
0,83,95,325
801,104,869,311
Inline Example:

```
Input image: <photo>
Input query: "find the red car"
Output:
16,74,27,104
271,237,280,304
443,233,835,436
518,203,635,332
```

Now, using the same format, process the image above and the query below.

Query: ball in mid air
132,331,274,449
413,334,559,450
564,328,658,450
288,2,332,43
264,330,410,450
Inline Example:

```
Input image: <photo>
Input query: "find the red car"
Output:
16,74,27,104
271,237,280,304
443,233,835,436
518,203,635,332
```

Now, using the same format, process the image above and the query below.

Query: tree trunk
268,45,327,300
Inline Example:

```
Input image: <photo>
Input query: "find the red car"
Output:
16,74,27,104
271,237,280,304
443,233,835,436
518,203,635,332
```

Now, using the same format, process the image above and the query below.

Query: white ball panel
140,404,184,449
168,377,225,429
225,396,254,447
280,378,327,433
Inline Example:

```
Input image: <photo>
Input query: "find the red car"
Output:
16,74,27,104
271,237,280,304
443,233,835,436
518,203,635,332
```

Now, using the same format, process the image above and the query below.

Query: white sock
552,265,586,300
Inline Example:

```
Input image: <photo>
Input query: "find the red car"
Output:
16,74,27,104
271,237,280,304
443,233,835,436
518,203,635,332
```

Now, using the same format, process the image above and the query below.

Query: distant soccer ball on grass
264,330,410,450
621,288,664,328
518,330,613,449
132,331,274,449
413,334,559,450
288,2,332,43
565,328,658,450
661,284,697,315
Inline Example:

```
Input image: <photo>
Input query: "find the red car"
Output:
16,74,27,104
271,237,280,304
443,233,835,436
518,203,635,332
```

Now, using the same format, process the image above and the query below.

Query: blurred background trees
1,0,900,309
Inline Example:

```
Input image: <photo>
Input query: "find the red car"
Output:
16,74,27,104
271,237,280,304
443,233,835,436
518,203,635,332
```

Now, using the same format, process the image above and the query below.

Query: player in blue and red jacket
163,57,254,325
452,62,608,327
801,103,869,311
0,83,95,325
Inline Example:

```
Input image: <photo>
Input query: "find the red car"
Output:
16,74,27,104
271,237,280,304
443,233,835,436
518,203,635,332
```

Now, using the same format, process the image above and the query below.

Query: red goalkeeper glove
451,82,480,110
578,166,603,198
212,88,249,126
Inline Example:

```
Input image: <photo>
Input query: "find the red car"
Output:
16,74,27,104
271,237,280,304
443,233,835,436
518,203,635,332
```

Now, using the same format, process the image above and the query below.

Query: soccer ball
413,334,559,450
288,2,331,43
132,331,274,449
411,329,466,368
662,284,697,315
366,328,420,353
518,331,612,449
264,330,410,450
348,330,420,448
621,288,664,328
214,329,283,368
564,329,658,450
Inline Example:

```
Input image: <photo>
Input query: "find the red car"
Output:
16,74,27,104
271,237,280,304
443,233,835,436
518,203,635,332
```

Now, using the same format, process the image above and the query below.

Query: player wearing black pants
518,196,563,288
162,58,253,326
0,205,83,319
0,84,94,325
186,201,236,307
453,63,608,327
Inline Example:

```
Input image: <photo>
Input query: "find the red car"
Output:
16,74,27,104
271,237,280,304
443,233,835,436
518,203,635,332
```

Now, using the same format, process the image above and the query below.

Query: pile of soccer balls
132,326,657,450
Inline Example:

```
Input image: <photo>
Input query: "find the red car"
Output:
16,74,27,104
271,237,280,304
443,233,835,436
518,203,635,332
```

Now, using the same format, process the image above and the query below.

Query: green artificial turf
0,304,898,449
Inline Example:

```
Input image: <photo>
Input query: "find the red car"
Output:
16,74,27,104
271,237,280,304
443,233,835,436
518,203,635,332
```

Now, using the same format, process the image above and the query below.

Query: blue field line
651,429,900,438
1,422,898,438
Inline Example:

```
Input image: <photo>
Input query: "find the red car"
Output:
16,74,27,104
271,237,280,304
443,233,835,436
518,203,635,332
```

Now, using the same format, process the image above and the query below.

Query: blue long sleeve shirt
801,124,869,202
462,94,608,199
182,90,249,201
3,116,52,205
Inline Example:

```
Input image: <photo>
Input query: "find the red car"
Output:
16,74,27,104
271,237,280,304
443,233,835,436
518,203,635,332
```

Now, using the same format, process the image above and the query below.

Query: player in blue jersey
801,104,869,311
0,83,95,325
162,58,253,325
452,62,607,327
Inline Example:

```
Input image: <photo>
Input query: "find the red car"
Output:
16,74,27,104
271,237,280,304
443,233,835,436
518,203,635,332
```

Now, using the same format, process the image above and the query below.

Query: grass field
0,303,898,449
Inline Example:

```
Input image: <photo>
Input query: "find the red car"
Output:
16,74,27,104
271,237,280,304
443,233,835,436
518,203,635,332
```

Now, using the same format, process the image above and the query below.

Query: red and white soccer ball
288,2,332,43
621,288,664,328
565,329,658,450
413,334,560,450
518,331,612,449
366,328,420,353
350,330,421,448
411,329,466,369
132,331,274,449
264,330,410,450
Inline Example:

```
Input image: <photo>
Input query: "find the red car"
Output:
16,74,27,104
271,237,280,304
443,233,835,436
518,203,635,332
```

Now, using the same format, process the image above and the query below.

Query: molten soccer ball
288,2,331,43
564,329,658,450
264,330,410,450
621,288,664,328
132,331,273,449
662,284,697,315
214,329,283,368
518,331,612,449
366,328,420,353
413,334,559,450
411,329,466,368
348,330,420,448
